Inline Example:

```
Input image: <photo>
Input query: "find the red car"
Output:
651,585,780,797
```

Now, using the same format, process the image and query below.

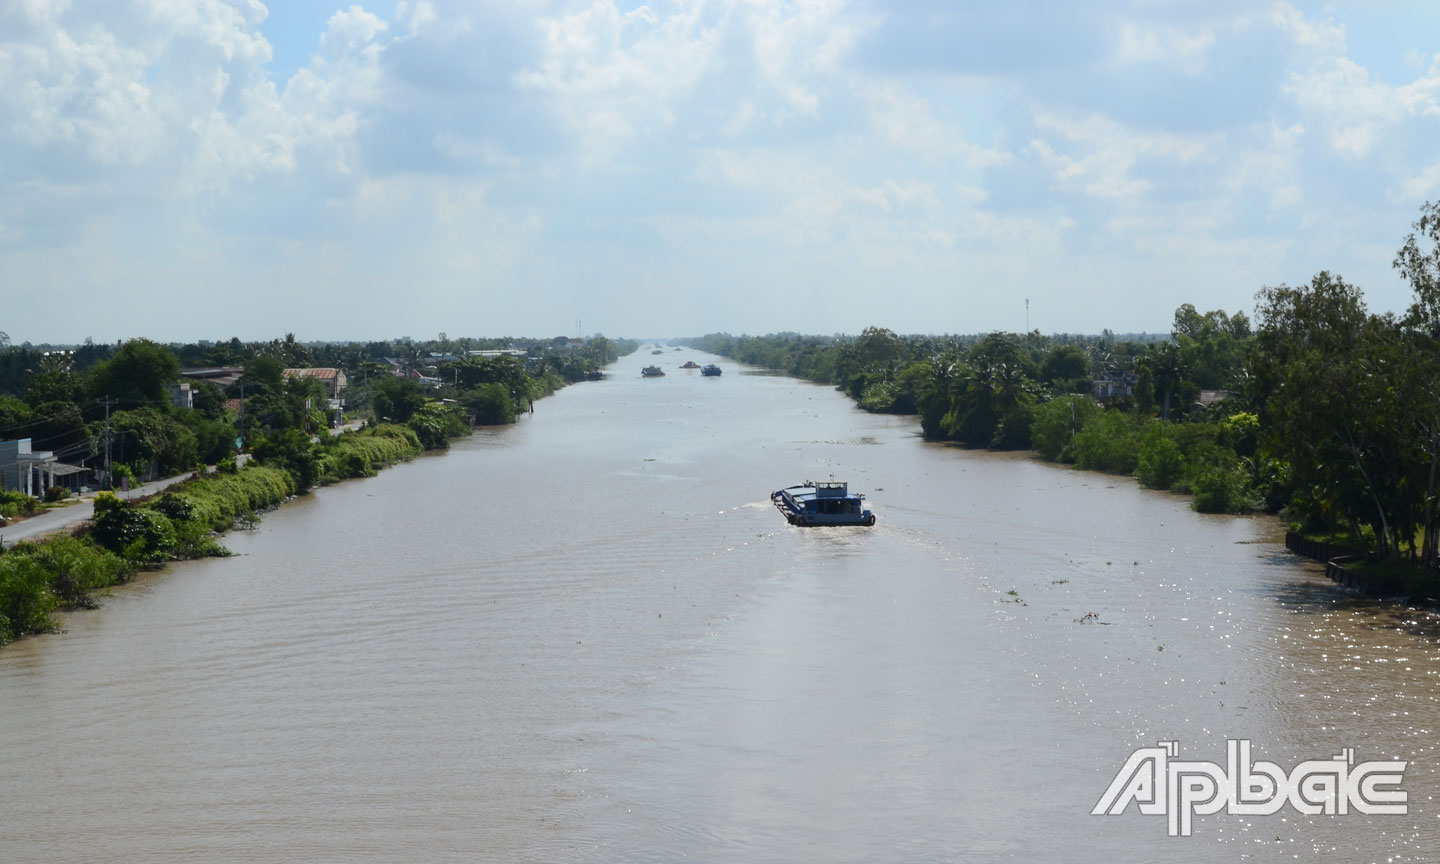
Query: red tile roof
284,368,341,380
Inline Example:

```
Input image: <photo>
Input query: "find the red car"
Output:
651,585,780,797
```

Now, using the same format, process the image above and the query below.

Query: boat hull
770,482,875,527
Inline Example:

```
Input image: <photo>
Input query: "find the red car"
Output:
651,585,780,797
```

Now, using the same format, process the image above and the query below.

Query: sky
5,1,1440,344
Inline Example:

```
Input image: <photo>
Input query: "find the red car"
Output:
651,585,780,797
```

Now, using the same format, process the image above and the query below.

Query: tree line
686,201,1440,583
0,333,634,493
0,332,635,644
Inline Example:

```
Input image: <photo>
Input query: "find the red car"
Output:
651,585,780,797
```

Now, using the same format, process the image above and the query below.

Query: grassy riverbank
0,424,427,645
0,330,638,648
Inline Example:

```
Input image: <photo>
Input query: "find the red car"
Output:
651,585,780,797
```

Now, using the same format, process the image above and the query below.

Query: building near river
283,367,348,399
0,438,89,496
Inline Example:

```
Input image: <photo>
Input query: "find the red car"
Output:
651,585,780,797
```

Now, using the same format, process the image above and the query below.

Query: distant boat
701,364,722,376
770,481,875,527
651,349,664,355
642,365,665,377
680,361,701,369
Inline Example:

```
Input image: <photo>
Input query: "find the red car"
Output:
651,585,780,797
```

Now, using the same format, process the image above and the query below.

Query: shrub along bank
0,537,133,644
0,424,430,645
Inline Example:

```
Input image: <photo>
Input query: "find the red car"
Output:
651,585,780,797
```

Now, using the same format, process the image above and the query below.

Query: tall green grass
320,424,422,480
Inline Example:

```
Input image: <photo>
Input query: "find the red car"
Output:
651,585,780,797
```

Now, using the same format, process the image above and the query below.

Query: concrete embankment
1284,531,1378,591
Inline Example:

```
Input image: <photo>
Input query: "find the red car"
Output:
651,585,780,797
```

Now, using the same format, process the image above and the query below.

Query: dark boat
701,364,722,376
770,481,875,527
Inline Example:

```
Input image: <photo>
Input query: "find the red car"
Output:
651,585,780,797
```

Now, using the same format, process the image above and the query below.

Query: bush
992,402,1034,450
1191,463,1254,514
154,466,295,532
1136,425,1185,490
12,536,133,606
251,428,322,491
92,491,125,517
0,552,59,643
1071,410,1143,474
1030,396,1099,462
318,425,421,484
407,403,469,451
466,383,516,425
149,493,195,523
0,490,39,518
91,504,178,562
43,486,67,503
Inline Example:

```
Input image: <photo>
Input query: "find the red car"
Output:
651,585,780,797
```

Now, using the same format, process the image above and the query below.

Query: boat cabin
770,480,876,527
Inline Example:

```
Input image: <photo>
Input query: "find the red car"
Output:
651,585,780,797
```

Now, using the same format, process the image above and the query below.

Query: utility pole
98,396,118,489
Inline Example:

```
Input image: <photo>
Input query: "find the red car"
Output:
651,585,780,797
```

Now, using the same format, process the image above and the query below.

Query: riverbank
0,423,427,645
688,340,1440,607
1283,530,1440,603
0,469,210,549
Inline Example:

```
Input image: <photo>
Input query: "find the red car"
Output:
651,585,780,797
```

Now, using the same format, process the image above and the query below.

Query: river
2,349,1437,863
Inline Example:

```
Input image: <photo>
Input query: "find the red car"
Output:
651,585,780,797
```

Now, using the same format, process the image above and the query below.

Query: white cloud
1029,112,1219,200
1272,2,1345,54
322,7,388,51
954,183,987,206
1269,185,1301,210
1115,21,1216,75
1276,3,1440,160
4,0,1439,339
396,1,439,35
144,0,273,64
1399,161,1440,203
1224,121,1303,210
860,82,1010,168
0,0,393,193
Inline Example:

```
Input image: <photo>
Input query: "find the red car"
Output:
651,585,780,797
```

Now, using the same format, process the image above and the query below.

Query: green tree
1040,345,1091,393
85,339,180,407
25,369,82,408
1252,272,1409,554
263,333,311,368
0,395,32,436
241,355,285,395
1393,199,1440,570
108,407,199,479
372,376,426,423
1148,341,1185,420
1030,395,1099,461
28,401,90,457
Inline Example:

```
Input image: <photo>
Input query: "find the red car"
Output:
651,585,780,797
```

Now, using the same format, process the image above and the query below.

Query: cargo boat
770,481,875,527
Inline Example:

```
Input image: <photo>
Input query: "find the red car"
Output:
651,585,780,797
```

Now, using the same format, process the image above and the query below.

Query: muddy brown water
2,350,1437,863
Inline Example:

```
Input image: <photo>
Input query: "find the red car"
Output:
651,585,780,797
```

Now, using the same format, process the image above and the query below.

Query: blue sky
5,1,1440,343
